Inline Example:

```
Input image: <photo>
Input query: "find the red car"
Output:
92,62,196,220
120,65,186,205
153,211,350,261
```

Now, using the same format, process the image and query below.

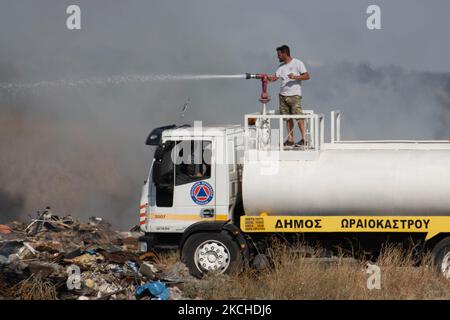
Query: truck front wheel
182,231,242,278
431,237,450,280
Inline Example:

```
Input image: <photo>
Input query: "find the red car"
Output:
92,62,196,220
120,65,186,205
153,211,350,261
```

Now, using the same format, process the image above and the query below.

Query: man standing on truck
268,45,310,146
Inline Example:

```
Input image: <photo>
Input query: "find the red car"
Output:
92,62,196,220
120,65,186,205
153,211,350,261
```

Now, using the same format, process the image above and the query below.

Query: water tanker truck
138,75,450,279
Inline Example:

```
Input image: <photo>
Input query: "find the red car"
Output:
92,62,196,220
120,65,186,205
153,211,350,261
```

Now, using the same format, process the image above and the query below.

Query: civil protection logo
190,181,214,205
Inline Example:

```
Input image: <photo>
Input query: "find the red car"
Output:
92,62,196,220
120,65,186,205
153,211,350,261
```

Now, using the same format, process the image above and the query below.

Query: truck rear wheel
181,232,242,278
431,237,450,280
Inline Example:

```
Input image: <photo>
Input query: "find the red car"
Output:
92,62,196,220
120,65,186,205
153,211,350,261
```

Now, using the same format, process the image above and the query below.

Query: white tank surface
243,147,450,216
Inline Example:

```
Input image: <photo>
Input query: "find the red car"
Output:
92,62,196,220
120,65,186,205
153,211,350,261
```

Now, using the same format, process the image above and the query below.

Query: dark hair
276,45,290,56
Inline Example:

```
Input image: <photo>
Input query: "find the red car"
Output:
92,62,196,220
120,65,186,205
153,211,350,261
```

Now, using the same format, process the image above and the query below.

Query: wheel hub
195,240,230,273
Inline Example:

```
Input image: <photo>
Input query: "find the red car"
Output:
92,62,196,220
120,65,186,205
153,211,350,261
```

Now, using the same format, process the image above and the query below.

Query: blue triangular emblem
197,187,207,197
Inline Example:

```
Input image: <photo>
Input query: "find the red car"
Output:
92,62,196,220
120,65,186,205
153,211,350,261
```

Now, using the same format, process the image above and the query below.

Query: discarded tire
181,232,242,278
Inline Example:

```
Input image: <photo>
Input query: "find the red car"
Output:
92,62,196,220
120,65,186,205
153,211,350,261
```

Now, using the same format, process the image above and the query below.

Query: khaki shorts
279,95,302,115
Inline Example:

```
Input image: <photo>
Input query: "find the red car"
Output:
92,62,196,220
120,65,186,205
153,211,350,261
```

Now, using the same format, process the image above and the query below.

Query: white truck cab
139,124,244,253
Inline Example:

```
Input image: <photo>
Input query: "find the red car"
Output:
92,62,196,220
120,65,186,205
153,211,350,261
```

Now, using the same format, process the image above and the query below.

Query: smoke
0,69,253,227
0,0,449,228
1,62,449,228
308,63,450,140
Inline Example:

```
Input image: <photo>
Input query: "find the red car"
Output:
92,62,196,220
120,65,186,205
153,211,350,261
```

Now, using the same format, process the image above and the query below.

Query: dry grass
13,274,58,300
182,243,450,300
0,281,13,298
154,250,180,268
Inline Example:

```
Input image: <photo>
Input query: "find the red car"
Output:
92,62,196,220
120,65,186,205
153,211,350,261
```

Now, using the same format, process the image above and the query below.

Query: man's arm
288,60,310,81
267,74,279,82
288,72,310,81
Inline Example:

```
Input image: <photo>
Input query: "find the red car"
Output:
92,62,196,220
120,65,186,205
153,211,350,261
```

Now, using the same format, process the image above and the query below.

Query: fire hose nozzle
246,73,270,103
245,73,267,80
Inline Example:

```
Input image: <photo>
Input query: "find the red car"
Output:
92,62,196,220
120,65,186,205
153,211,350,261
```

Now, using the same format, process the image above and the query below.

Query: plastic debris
135,280,170,300
85,249,97,255
64,253,102,268
0,224,12,235
0,241,23,257
125,260,139,273
139,262,158,279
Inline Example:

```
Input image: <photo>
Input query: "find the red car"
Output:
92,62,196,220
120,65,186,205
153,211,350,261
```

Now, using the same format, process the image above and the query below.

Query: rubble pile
0,207,191,300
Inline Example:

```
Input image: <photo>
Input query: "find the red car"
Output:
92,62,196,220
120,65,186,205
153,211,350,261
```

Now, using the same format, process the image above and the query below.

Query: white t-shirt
275,58,308,97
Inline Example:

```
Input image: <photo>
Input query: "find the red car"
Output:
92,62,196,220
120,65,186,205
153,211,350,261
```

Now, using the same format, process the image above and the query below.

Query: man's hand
288,72,311,81
267,75,278,82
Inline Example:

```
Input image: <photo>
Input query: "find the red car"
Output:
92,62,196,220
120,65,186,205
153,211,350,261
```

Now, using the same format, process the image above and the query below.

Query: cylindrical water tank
242,149,450,216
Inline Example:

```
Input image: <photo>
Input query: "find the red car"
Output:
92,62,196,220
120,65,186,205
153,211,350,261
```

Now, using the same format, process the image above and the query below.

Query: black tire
431,237,450,280
181,231,242,278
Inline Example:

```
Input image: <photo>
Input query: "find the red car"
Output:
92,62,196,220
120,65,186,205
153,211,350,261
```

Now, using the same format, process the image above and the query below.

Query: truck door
172,139,216,229
149,139,216,232
149,141,176,233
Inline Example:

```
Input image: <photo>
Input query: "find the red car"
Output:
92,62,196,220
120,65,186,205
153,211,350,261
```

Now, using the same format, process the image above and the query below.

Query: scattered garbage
169,286,185,300
0,224,12,235
125,260,139,273
0,207,190,300
159,261,194,284
139,262,158,279
135,280,170,300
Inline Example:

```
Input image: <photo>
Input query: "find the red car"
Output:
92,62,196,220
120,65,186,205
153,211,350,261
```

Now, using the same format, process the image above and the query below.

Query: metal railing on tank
244,110,324,153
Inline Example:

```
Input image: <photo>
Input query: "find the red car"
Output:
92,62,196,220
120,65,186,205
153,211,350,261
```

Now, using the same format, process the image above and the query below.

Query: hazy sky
1,0,450,79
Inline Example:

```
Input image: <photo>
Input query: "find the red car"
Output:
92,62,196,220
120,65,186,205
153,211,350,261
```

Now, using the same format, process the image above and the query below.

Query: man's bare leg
287,119,294,142
297,119,305,141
